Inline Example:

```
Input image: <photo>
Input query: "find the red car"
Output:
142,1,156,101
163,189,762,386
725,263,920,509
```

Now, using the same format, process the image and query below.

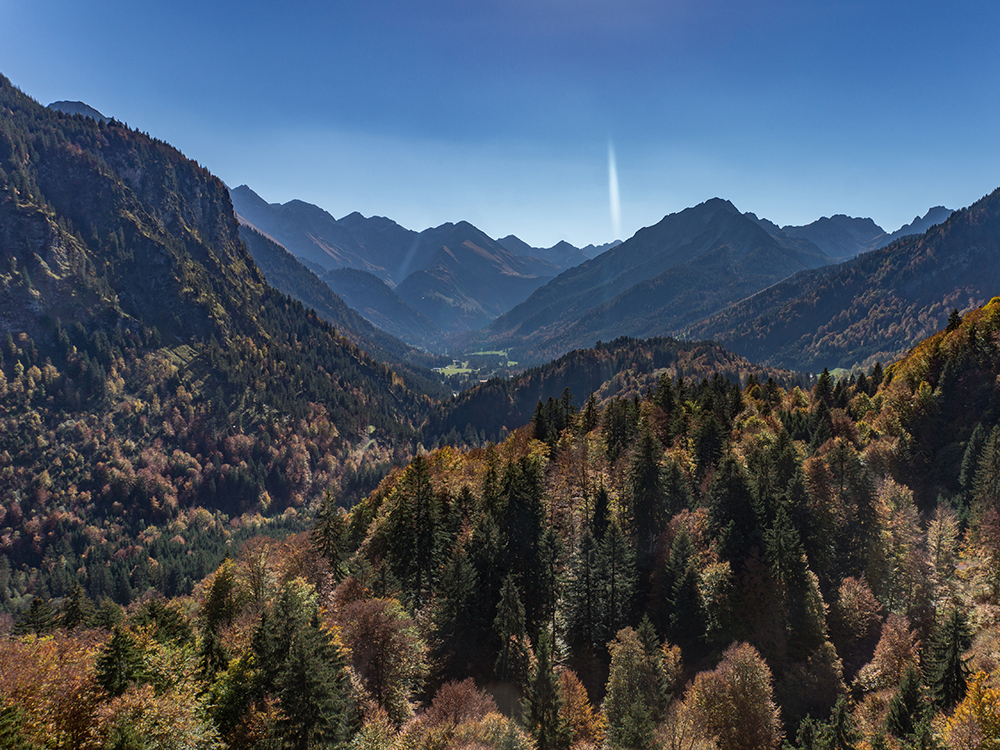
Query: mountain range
475,198,835,362
230,185,607,336
231,185,960,373
688,190,1000,372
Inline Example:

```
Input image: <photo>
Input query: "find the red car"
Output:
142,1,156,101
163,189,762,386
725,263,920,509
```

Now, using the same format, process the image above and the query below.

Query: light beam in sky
608,141,621,240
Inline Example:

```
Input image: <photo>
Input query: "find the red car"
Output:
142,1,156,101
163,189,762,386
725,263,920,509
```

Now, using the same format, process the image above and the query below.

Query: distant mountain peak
48,100,109,123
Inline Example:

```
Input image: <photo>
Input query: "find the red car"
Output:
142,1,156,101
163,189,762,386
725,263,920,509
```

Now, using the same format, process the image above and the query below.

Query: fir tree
664,528,703,652
565,526,602,653
599,520,637,646
433,547,481,680
592,482,611,542
824,695,860,750
0,703,32,750
15,596,56,634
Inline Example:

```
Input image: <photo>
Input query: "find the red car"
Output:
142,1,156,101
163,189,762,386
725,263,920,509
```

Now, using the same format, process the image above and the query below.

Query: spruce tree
664,528,703,653
95,626,146,697
275,616,351,750
599,520,637,646
524,631,571,750
433,546,481,679
625,426,665,572
494,574,529,687
565,526,602,653
15,596,56,634
592,482,611,542
709,454,761,568
928,606,972,710
885,663,928,739
0,703,32,750
823,695,860,750
311,489,349,581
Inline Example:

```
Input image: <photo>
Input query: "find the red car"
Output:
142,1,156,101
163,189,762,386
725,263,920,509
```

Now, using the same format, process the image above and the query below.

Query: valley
1,73,998,750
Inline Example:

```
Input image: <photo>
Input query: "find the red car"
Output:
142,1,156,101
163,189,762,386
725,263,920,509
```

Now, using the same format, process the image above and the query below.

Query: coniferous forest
5,73,1000,750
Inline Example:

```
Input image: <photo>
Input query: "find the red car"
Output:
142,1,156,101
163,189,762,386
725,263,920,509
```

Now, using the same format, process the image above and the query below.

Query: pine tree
524,631,571,750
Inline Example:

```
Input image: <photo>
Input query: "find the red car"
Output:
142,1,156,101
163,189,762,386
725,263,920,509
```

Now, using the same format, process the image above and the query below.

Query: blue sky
2,0,998,247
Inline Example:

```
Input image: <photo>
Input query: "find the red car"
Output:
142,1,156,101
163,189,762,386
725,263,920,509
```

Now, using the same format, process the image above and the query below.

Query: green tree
565,526,602,653
494,574,529,687
663,528,703,653
433,546,481,680
14,596,56,634
599,520,637,646
312,489,349,581
385,455,445,607
524,631,571,750
709,454,761,568
927,606,972,710
275,615,352,748
603,627,659,750
885,663,928,739
95,626,146,697
823,695,860,750
60,583,94,629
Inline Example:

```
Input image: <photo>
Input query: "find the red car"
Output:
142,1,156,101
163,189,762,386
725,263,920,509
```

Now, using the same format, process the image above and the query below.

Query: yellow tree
686,642,781,750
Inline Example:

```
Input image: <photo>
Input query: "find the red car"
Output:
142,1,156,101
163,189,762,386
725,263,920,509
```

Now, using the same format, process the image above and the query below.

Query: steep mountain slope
230,184,372,274
238,223,446,374
482,198,830,363
323,266,443,349
688,188,1000,372
0,74,434,594
395,221,555,331
232,186,559,334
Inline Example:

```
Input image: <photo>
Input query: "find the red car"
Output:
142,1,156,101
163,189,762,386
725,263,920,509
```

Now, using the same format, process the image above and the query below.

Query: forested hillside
0,74,433,608
8,297,1000,748
426,336,805,444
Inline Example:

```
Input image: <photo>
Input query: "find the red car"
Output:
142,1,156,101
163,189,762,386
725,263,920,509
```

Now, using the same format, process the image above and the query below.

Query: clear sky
2,0,998,247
